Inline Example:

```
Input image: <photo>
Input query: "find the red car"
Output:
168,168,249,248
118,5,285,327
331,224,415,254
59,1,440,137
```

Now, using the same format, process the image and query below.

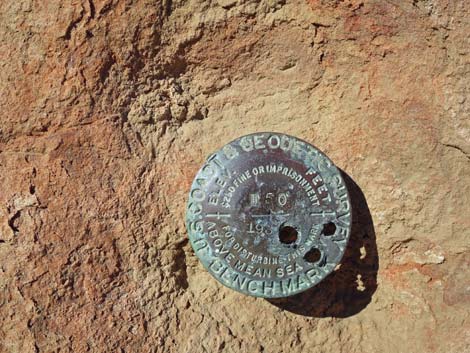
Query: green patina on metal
186,132,352,298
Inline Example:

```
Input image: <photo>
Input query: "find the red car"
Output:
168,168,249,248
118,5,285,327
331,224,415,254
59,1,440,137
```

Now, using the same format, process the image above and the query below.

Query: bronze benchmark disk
186,132,351,298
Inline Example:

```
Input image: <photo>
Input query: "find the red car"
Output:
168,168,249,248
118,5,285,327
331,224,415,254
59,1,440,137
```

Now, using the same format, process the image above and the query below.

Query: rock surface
0,0,469,352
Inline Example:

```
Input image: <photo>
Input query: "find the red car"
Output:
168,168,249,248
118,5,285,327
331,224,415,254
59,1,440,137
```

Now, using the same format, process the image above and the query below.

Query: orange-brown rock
1,1,469,352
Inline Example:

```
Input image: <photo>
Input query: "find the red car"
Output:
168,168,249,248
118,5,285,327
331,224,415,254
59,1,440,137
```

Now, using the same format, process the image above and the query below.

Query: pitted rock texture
0,1,469,352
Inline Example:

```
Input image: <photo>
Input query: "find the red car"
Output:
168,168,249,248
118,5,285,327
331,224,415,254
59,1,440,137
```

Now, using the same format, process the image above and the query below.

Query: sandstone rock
0,0,469,352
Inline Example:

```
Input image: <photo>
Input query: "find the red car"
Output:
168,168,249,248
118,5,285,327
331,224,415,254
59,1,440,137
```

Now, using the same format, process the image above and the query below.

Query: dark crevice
8,211,21,233
99,2,114,16
312,22,331,29
442,143,470,161
99,54,117,83
63,9,85,40
88,0,96,19
165,0,172,17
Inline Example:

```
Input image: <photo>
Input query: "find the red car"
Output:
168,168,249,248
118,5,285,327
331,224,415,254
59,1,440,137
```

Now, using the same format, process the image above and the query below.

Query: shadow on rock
267,170,378,317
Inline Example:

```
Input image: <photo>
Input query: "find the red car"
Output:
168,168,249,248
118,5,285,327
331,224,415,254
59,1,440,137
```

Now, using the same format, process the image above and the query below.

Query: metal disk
186,132,351,298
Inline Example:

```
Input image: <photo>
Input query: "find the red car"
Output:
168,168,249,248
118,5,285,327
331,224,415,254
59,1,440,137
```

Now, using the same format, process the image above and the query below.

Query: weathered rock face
0,0,469,352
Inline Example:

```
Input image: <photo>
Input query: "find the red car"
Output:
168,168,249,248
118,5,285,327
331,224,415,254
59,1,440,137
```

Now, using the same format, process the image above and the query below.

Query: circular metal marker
186,132,351,298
